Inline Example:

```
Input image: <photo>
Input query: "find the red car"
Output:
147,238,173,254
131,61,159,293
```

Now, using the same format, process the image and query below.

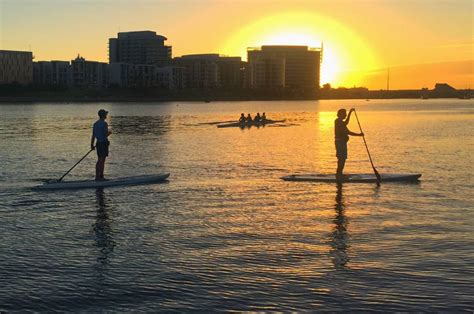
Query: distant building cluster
0,30,322,91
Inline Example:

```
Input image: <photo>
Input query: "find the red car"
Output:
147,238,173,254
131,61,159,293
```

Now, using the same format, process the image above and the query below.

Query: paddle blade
373,167,382,182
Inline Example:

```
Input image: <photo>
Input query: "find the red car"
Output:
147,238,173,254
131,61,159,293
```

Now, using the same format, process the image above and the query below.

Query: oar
353,110,382,183
56,149,93,182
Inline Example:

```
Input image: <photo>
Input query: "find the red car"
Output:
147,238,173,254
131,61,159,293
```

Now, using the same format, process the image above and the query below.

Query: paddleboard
281,173,421,183
33,173,170,190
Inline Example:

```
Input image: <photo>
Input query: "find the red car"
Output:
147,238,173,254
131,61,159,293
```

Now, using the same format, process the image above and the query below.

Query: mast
386,68,390,91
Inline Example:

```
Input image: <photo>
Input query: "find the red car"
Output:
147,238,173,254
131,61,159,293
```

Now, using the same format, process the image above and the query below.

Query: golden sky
1,0,472,89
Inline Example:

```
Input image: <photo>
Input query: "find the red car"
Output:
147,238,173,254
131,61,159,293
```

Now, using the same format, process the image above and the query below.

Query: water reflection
93,188,115,268
330,183,350,268
111,115,172,135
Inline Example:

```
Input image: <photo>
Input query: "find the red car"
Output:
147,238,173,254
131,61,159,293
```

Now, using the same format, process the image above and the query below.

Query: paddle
353,109,382,183
56,149,93,182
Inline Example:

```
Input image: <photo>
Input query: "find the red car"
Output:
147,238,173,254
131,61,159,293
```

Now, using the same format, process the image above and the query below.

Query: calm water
0,99,473,311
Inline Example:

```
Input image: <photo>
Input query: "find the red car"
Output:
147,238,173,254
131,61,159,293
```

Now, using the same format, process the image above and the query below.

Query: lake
0,99,473,311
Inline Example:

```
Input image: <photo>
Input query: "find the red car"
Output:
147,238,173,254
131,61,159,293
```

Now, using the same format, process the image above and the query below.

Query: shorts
335,140,347,160
96,141,109,158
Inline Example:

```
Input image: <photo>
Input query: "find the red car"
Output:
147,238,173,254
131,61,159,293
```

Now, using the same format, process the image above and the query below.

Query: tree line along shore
0,84,471,103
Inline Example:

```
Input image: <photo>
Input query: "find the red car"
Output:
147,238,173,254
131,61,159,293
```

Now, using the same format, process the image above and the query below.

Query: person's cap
98,109,108,117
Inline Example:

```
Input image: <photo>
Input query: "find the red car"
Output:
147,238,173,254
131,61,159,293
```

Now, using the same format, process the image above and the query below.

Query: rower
254,113,262,122
261,112,267,122
246,113,253,123
239,113,246,123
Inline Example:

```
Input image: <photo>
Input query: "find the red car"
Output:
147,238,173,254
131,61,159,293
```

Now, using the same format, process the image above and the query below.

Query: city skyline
1,0,472,89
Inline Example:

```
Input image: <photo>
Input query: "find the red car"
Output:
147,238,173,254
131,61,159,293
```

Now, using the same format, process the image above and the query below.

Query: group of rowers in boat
238,112,268,124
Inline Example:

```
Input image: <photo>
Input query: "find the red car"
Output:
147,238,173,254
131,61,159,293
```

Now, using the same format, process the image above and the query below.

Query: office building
247,58,285,89
33,61,71,86
173,54,243,89
71,55,108,88
0,50,33,85
108,63,184,90
247,45,321,89
157,66,185,90
109,31,172,66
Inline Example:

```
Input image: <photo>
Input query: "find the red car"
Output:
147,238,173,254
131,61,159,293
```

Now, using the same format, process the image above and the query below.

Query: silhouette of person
246,113,253,123
254,112,262,122
239,113,246,123
91,109,112,181
261,112,267,121
335,108,363,182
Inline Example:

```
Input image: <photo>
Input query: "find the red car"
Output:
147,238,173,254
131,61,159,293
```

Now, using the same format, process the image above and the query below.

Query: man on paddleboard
91,109,111,181
335,108,363,182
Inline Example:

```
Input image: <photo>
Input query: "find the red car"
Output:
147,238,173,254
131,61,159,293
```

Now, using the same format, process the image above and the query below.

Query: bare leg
96,157,106,180
336,158,346,182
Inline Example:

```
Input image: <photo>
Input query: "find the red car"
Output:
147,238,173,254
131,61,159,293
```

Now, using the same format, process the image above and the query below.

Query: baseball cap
98,109,108,117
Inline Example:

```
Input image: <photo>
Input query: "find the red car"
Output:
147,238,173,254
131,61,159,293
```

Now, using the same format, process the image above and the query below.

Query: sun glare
221,12,379,87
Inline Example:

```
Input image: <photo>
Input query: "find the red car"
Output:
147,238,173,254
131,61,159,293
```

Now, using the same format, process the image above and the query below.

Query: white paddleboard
33,173,170,190
281,173,421,183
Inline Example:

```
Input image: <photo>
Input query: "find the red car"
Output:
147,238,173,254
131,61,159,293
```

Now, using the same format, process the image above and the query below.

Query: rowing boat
33,173,170,190
281,173,421,183
217,119,285,128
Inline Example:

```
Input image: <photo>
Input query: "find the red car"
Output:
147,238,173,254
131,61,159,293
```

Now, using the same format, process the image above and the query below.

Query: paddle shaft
353,110,382,182
57,149,93,182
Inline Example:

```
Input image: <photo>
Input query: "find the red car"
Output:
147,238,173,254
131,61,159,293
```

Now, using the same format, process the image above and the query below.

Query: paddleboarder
335,108,363,182
91,109,112,181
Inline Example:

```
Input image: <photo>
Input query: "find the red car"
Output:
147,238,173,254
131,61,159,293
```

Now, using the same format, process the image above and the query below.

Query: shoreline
0,95,470,103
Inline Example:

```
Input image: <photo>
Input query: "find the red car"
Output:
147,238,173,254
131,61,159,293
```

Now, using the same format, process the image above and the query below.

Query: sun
220,12,379,87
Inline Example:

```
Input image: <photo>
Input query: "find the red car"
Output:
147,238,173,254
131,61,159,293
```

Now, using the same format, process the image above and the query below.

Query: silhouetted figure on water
335,108,363,182
239,113,246,123
246,113,253,123
91,109,112,181
254,112,262,122
262,112,267,121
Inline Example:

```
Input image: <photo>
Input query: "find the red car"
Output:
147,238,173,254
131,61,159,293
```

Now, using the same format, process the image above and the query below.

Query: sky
0,0,472,89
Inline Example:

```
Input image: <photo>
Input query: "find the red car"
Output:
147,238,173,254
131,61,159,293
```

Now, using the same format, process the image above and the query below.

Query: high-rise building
0,50,33,85
173,54,243,89
33,61,71,86
247,45,321,90
109,31,172,66
71,55,108,88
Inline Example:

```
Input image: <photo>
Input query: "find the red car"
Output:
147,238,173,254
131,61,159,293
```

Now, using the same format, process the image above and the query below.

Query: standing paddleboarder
335,108,364,182
91,109,111,181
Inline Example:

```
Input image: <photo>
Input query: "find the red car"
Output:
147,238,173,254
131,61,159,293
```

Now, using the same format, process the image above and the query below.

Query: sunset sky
1,0,472,89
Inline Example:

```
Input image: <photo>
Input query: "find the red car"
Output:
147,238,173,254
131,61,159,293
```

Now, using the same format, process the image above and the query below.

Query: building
157,66,185,90
173,54,243,89
33,61,71,86
109,31,172,66
217,56,245,89
0,50,33,85
247,58,285,89
71,55,108,88
108,63,184,90
247,45,321,90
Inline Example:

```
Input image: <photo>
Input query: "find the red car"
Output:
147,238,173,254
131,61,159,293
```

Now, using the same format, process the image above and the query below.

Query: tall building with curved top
109,31,172,66
247,45,321,90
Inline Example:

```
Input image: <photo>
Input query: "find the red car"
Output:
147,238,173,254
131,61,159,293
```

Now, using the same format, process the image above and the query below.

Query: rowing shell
33,173,170,190
217,119,285,128
281,173,421,183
